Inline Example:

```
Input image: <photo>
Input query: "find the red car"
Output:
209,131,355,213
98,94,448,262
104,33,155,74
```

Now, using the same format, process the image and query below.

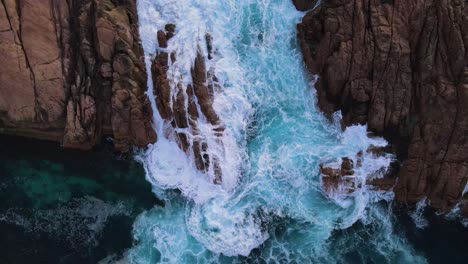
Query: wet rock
321,157,356,194
292,0,318,11
165,24,176,39
205,33,214,60
296,0,468,213
341,157,354,176
321,143,398,195
0,0,156,152
157,30,168,48
367,145,387,157
460,201,468,217
150,25,225,184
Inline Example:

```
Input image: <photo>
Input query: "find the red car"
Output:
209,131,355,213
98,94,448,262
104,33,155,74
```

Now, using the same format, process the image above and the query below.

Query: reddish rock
296,0,468,213
341,157,354,175
0,0,156,152
461,201,468,216
321,165,343,193
151,26,224,183
321,157,356,194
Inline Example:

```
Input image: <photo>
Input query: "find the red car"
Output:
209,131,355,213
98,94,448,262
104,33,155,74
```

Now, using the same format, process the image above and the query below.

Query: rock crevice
151,25,224,183
296,0,468,213
0,0,156,151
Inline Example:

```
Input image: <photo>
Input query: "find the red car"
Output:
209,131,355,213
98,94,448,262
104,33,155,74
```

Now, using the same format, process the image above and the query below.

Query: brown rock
296,0,468,213
0,0,156,152
292,0,318,11
151,26,225,183
321,157,356,194
191,50,223,128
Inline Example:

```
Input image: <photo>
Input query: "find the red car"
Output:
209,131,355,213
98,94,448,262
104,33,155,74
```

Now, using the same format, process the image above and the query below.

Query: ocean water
127,0,426,263
0,136,159,263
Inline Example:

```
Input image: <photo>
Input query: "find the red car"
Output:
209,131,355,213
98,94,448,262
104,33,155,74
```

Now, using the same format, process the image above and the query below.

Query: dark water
0,136,160,264
396,208,468,264
329,205,468,264
0,135,467,264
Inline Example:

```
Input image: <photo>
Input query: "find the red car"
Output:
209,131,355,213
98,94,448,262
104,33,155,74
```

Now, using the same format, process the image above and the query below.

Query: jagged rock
321,144,399,195
341,157,354,176
191,51,223,129
0,0,156,152
321,156,356,194
151,24,224,183
296,0,468,213
205,33,214,60
292,0,318,11
0,0,65,142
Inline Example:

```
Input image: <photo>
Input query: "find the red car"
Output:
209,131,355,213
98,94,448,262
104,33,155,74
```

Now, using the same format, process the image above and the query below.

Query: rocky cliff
0,0,156,152
296,0,468,213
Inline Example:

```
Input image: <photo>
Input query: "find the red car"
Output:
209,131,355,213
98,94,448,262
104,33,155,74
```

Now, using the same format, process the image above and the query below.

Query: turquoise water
1,139,467,264
0,136,159,263
0,2,467,263
128,0,426,263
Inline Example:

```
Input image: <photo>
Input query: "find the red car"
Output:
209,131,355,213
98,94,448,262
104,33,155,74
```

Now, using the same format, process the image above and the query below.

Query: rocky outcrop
321,157,357,194
151,25,224,183
297,0,468,212
321,146,396,195
0,0,156,152
292,0,319,11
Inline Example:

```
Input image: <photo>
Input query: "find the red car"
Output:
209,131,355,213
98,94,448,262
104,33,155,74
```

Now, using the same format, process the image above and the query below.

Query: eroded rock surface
292,0,319,11
321,146,396,195
0,0,156,152
297,0,468,212
321,157,357,194
151,25,224,183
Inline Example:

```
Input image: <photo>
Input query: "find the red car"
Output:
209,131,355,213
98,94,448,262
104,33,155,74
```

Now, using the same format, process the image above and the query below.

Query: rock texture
321,157,357,194
321,147,395,195
297,0,468,212
0,0,156,152
292,0,319,11
152,25,224,183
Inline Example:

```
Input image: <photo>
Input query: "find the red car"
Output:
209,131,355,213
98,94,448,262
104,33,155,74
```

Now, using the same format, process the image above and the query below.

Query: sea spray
409,197,430,229
130,0,426,262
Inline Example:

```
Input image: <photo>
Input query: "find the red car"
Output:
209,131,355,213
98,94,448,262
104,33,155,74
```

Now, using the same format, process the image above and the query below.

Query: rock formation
296,0,468,212
0,0,156,152
321,157,357,194
151,25,224,183
320,146,396,195
292,0,319,12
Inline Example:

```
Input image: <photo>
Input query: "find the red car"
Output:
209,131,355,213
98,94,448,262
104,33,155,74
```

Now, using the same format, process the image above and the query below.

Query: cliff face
297,0,468,212
0,0,156,152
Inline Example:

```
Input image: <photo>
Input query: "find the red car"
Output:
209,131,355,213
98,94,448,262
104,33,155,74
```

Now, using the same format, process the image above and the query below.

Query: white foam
134,0,414,261
137,0,252,201
409,197,429,229
187,201,269,256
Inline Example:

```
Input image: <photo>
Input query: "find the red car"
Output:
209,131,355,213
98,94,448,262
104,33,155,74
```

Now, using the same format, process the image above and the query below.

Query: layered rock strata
151,25,225,183
0,0,156,151
296,0,468,212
